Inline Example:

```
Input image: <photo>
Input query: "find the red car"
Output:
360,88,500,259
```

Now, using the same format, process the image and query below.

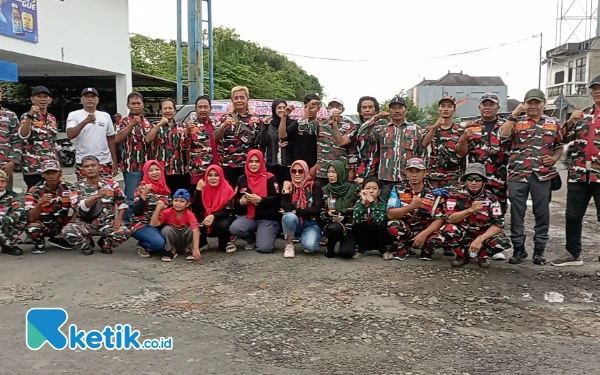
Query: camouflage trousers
62,219,130,251
441,223,511,258
0,218,27,247
76,163,113,180
387,219,445,253
26,222,65,245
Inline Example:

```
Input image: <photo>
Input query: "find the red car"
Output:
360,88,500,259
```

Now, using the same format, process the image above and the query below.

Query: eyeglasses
465,176,484,182
291,169,304,175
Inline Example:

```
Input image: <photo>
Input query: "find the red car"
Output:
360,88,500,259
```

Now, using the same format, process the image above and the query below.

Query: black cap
589,75,600,88
389,96,406,107
81,87,99,97
31,86,51,97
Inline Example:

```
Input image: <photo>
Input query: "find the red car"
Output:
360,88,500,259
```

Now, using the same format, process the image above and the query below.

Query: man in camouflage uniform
215,86,262,188
0,170,26,256
184,95,220,193
551,75,600,267
386,158,446,261
360,97,426,200
145,98,189,194
0,86,22,192
500,89,563,265
456,93,510,215
355,96,380,184
62,156,130,255
115,92,152,223
25,160,76,254
422,95,464,188
442,163,510,269
18,86,59,190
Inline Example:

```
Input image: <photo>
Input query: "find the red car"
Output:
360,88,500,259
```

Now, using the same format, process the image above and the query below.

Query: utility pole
538,32,543,89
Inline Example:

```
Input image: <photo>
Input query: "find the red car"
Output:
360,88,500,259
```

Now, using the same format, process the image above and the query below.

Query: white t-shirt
66,109,115,164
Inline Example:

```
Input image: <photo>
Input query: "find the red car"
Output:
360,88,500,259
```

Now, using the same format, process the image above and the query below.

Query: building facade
0,0,132,115
409,72,508,118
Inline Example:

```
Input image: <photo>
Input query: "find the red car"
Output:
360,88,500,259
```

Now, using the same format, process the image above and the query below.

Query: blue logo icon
26,308,69,350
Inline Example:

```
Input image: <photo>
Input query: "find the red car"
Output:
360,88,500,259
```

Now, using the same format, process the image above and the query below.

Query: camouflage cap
438,95,456,106
479,92,499,104
405,158,426,170
41,159,61,173
0,170,7,180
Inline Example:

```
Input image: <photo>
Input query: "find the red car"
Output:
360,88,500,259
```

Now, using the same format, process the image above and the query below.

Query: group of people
0,79,598,268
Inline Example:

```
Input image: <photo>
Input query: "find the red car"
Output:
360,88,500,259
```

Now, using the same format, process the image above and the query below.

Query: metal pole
207,0,214,100
196,0,204,97
187,0,197,103
176,0,183,105
539,32,543,89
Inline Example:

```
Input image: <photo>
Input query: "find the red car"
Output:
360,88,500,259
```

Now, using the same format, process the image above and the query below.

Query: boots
509,246,528,265
452,256,469,268
533,248,546,265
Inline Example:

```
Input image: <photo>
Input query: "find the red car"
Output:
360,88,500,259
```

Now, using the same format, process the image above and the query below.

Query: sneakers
283,243,295,258
1,245,23,256
418,250,432,261
31,245,46,254
393,249,409,261
244,243,256,251
551,255,584,267
225,242,237,253
452,257,469,268
48,237,74,250
478,256,490,269
532,249,546,265
292,237,300,244
492,252,506,261
509,247,528,265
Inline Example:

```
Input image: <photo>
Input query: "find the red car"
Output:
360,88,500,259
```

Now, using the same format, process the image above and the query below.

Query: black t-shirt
286,121,317,168
483,119,498,136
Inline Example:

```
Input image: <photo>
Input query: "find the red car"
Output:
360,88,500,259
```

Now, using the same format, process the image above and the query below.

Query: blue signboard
0,61,18,82
0,0,38,43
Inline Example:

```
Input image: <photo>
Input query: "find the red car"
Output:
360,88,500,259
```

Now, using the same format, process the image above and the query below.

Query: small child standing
151,189,201,262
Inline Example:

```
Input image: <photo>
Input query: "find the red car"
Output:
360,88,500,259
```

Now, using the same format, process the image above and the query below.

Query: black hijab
271,99,293,127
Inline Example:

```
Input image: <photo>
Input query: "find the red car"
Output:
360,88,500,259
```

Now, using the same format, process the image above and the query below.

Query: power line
275,51,368,62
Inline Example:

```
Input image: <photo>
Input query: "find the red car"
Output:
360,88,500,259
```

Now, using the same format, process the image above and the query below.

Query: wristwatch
26,113,34,120
508,116,518,122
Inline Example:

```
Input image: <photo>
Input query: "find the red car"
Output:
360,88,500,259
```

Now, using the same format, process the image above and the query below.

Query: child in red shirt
151,189,201,262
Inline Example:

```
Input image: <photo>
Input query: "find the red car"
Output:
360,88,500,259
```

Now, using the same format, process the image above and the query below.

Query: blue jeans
281,212,321,252
123,171,144,224
133,225,166,251
229,216,280,254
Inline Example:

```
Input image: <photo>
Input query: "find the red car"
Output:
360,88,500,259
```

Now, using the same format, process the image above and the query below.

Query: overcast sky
129,0,589,109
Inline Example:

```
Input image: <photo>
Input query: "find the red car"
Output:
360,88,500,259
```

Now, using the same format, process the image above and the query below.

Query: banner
211,99,329,120
0,0,38,43
0,61,18,82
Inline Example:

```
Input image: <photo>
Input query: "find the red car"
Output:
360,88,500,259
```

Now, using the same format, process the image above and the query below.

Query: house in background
544,36,600,122
408,72,508,118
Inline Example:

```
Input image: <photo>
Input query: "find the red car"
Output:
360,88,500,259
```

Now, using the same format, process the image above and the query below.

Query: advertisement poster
0,0,38,43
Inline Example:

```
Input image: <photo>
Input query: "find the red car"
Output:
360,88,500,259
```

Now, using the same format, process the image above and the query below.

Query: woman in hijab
281,160,323,258
229,149,281,254
259,99,297,187
132,160,172,258
320,160,360,259
192,165,237,253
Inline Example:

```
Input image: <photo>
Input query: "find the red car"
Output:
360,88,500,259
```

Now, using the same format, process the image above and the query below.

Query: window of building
554,71,565,84
575,57,586,82
568,61,574,82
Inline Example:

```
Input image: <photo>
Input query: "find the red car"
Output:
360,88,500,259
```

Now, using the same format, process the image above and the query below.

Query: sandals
225,242,237,253
353,251,367,259
382,252,395,261
185,250,195,261
161,251,178,262
137,246,151,258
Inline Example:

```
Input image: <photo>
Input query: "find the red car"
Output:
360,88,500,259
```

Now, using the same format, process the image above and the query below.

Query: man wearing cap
551,75,600,267
314,97,358,187
457,93,510,215
355,96,381,184
500,89,563,265
422,95,464,188
0,86,22,192
18,86,60,190
0,170,26,256
385,158,446,261
61,156,130,256
66,88,118,180
441,163,510,268
24,160,76,254
360,96,425,200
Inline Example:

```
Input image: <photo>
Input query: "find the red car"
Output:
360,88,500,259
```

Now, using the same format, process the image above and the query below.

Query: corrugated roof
418,72,505,87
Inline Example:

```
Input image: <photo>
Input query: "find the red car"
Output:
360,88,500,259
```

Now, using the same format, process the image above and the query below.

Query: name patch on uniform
470,126,482,133
407,125,416,131
446,199,457,211
543,123,558,131
399,193,412,203
515,123,531,131
422,198,434,207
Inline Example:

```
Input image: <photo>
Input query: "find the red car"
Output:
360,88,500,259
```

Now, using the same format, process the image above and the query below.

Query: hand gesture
196,179,206,191
97,188,109,197
307,100,319,111
248,194,262,205
410,196,422,209
158,117,169,125
360,190,369,204
541,155,556,167
470,201,483,213
29,105,40,117
85,113,96,124
155,200,166,211
263,116,272,124
433,116,445,128
132,116,141,126
186,120,197,130
285,104,295,115
39,193,53,206
223,116,236,128
568,110,584,124
412,231,428,248
330,109,341,122
511,103,526,118
282,181,292,192
355,177,364,185
460,128,474,142
143,184,153,194
202,214,215,227
373,112,390,121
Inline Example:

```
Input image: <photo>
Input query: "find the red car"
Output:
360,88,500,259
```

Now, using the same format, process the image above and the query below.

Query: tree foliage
380,90,458,127
130,28,324,101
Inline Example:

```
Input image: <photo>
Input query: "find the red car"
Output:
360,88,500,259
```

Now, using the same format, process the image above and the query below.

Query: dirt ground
1,167,599,374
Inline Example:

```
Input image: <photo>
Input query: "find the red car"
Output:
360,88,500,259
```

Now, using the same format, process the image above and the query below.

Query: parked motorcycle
56,138,76,168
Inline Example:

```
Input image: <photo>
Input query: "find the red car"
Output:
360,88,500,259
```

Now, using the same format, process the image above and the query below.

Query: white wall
0,0,131,76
